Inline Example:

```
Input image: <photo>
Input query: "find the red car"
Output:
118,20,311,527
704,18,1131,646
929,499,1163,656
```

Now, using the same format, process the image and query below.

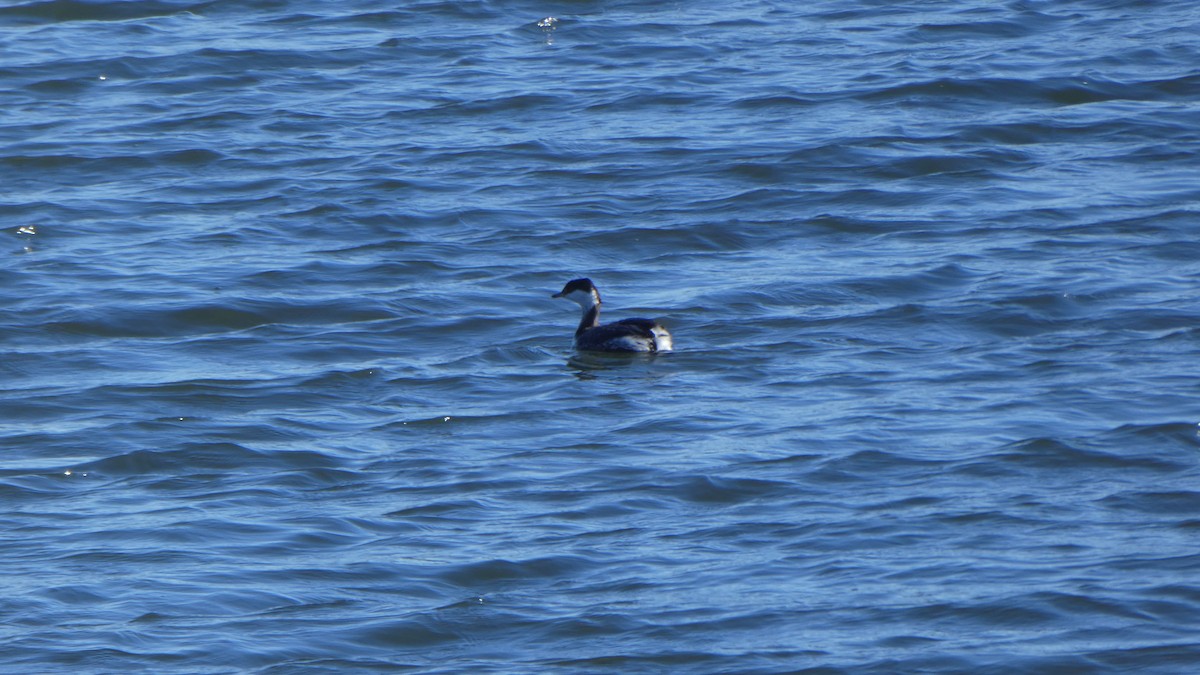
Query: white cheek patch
566,289,597,305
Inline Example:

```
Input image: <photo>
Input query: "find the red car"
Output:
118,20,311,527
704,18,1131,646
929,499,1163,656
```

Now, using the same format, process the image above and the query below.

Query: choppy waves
4,0,1200,672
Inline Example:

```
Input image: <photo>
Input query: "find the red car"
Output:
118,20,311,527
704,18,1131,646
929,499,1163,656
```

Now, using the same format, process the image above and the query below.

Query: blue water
4,1,1200,672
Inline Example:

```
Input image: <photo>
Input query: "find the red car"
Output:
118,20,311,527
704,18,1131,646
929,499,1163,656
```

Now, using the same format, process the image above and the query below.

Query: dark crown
560,278,596,294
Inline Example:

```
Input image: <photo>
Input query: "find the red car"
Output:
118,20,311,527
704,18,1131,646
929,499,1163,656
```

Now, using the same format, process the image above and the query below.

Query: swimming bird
553,278,673,353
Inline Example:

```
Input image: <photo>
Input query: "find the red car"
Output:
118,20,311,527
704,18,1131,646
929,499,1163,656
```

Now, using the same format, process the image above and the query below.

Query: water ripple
4,0,1200,672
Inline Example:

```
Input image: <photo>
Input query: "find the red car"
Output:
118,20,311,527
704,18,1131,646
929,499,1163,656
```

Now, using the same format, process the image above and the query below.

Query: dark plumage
553,278,673,353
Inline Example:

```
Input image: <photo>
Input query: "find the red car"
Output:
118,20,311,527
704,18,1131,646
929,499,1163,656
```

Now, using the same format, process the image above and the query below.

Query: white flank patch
611,335,653,352
651,326,673,351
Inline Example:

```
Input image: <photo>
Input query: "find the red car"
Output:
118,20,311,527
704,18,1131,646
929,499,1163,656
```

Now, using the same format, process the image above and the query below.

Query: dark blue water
4,1,1200,672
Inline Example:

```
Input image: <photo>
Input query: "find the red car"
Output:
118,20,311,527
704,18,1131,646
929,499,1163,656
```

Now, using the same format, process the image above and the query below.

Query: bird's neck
576,301,600,335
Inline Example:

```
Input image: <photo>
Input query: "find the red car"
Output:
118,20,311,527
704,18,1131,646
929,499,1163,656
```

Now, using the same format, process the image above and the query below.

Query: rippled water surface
4,0,1200,672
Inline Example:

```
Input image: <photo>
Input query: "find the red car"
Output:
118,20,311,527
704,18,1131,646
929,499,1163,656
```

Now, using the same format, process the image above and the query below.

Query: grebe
553,278,673,353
